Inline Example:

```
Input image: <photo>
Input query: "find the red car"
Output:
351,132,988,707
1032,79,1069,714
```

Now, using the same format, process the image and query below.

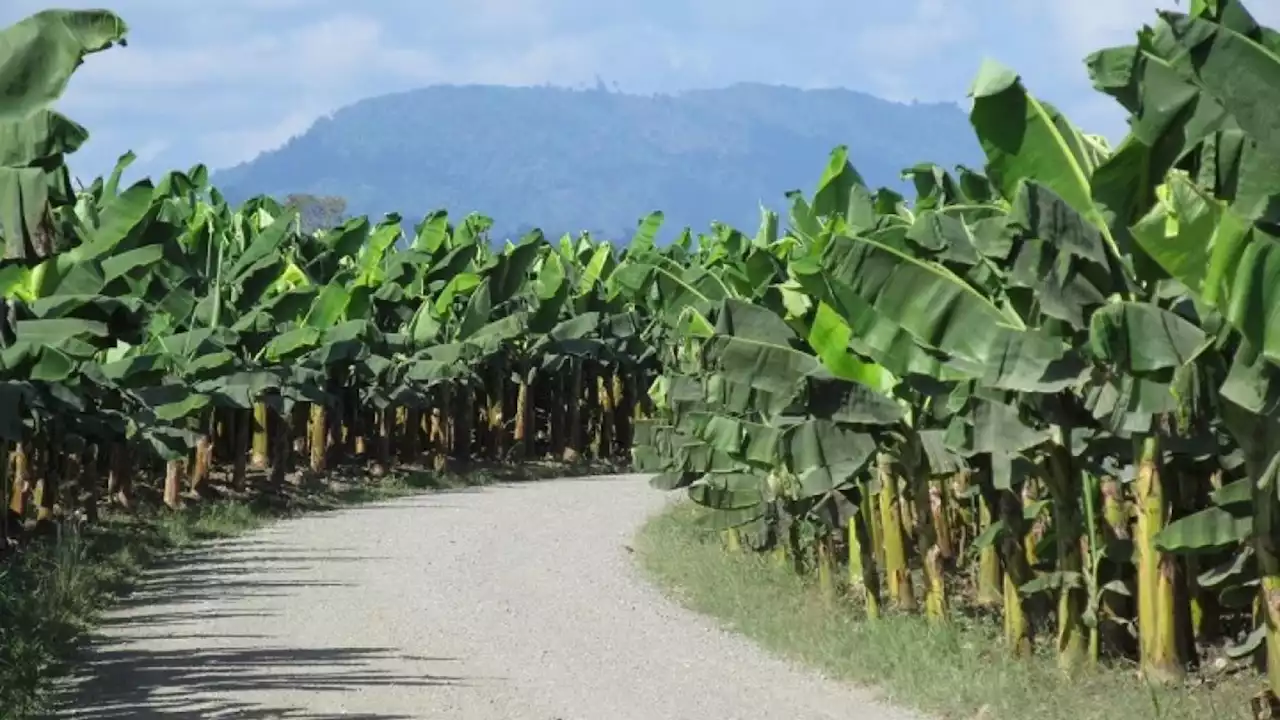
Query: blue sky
6,0,1279,184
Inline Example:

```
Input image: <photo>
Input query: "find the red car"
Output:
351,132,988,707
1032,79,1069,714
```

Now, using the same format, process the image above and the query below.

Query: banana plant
0,9,127,260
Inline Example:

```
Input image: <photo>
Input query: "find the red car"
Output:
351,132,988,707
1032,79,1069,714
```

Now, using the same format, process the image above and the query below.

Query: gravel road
51,473,919,720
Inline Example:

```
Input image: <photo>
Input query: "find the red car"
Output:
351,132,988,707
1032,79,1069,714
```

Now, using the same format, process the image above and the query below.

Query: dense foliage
628,0,1280,712
2,1,1280,717
0,10,657,537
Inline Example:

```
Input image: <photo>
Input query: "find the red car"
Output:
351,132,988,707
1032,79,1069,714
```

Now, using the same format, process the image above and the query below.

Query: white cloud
13,0,1280,179
197,108,327,169
46,9,452,175
1044,0,1170,62
853,0,976,101
1044,0,1280,69
458,0,558,33
133,138,170,164
71,13,438,93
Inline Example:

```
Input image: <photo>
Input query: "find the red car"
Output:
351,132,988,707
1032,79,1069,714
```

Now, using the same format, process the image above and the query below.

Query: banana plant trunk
613,370,630,453
374,407,394,475
1216,399,1280,705
433,385,452,470
913,471,948,621
454,382,473,464
35,429,58,528
999,488,1034,656
976,490,1003,607
869,473,885,569
564,358,583,462
931,477,955,560
1134,434,1186,683
596,369,615,459
550,370,566,458
291,403,308,459
585,362,601,458
1182,467,1220,646
189,419,214,498
108,441,131,509
1099,475,1134,656
62,441,83,520
214,411,232,462
404,407,422,462
876,452,916,612
1043,428,1087,675
349,399,365,458
850,485,881,618
163,458,184,509
488,358,506,461
327,380,346,468
83,443,106,525
232,407,250,490
1258,501,1280,704
816,534,836,602
514,364,533,459
309,402,328,474
270,403,291,487
1,439,12,543
8,438,28,522
251,401,270,469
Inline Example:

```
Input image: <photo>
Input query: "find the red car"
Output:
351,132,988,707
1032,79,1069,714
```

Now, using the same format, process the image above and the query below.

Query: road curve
51,474,919,720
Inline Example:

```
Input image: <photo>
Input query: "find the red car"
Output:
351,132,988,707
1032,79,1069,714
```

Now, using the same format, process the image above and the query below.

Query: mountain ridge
213,82,985,240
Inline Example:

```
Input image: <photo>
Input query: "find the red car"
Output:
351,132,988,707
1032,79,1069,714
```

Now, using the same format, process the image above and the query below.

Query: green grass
634,502,1265,720
0,459,614,719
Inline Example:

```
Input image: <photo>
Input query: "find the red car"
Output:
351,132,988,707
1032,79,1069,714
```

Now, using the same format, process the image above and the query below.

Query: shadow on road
45,535,468,719
48,644,462,719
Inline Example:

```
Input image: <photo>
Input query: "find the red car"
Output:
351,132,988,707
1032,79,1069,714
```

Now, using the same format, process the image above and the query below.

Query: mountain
212,83,984,241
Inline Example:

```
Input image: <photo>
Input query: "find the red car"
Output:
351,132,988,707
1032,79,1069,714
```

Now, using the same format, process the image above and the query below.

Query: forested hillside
211,83,982,240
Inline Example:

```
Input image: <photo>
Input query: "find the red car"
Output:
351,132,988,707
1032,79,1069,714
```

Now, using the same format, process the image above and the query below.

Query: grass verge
634,501,1264,720
0,459,616,719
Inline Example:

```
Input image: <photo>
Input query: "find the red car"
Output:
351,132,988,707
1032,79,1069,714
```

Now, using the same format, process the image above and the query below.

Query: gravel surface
51,473,919,720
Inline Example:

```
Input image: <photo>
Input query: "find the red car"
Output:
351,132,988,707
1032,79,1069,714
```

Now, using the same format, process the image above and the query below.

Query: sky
5,0,1279,185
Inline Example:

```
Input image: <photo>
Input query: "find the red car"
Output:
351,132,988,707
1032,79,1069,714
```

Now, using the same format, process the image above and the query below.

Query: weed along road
47,474,917,720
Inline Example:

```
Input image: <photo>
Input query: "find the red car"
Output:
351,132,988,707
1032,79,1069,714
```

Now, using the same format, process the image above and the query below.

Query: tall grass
634,502,1260,720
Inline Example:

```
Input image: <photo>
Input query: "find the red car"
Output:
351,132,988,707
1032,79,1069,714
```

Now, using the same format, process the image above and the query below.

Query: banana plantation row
0,13,662,528
0,149,664,523
3,0,1280,712
627,0,1280,705
2,199,657,514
